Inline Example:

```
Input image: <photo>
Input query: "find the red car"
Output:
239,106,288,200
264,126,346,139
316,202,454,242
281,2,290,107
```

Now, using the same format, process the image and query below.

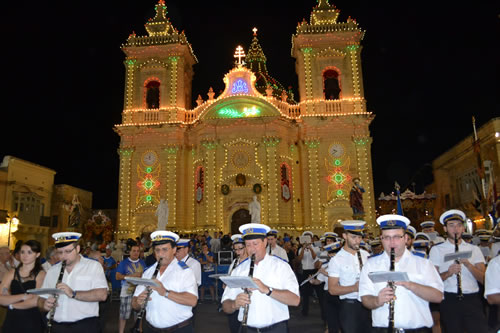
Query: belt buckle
256,329,261,333
394,329,405,333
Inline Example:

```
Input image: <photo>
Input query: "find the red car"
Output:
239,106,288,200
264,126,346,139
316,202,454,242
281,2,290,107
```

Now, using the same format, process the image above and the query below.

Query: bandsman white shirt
299,246,319,270
134,258,197,328
429,240,485,293
134,258,198,328
484,255,500,299
267,245,289,262
490,242,500,258
221,254,299,328
359,249,444,329
328,248,369,300
181,254,202,286
41,256,108,322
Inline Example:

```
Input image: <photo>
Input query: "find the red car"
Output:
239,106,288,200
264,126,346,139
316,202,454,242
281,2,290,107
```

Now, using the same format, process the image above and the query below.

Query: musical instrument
357,249,363,270
387,248,396,332
131,258,162,333
241,254,255,329
300,260,329,286
454,234,463,300
47,260,66,333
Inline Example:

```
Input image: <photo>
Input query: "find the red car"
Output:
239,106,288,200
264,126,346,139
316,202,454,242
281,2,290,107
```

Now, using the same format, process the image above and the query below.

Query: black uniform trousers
300,269,325,317
325,292,341,333
440,292,488,333
339,298,371,333
227,311,240,333
52,316,101,333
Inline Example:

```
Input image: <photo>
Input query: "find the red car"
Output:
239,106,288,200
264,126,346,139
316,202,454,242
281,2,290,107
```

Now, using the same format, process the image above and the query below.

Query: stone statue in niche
155,198,169,229
248,195,261,224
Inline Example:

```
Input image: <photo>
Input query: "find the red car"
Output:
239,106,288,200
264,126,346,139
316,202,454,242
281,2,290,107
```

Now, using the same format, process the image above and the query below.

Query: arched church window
323,69,341,100
145,80,160,109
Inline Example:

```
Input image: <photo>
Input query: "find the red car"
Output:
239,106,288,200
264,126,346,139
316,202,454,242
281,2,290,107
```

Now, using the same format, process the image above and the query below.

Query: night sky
2,1,497,209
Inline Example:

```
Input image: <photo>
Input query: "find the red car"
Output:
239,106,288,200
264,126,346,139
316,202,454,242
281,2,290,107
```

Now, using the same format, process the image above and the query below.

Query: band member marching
38,232,108,332
226,234,249,333
328,220,371,333
359,215,444,332
429,209,488,333
132,230,198,333
221,223,300,332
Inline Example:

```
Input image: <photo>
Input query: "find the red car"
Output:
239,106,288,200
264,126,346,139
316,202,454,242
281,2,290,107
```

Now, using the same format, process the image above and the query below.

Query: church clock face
142,151,158,166
329,143,345,158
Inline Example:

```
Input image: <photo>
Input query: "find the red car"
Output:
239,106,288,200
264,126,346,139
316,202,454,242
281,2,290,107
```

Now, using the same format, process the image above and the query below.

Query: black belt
145,318,192,333
340,298,359,304
444,291,479,300
248,320,287,332
373,327,430,333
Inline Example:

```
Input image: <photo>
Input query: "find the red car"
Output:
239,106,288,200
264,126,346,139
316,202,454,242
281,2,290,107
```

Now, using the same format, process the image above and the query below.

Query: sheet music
443,251,472,262
368,271,409,284
219,276,259,289
124,277,160,287
27,288,65,295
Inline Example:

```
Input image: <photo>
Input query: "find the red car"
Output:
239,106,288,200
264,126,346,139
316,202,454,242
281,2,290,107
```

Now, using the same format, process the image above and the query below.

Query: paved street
100,297,326,333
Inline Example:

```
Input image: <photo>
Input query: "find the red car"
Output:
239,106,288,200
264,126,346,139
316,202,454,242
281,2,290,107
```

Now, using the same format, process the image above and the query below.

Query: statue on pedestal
248,195,261,224
155,199,169,230
349,177,365,218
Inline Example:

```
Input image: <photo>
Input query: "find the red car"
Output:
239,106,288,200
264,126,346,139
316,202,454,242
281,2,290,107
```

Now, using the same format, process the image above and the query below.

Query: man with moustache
359,215,444,332
328,220,371,333
221,223,300,332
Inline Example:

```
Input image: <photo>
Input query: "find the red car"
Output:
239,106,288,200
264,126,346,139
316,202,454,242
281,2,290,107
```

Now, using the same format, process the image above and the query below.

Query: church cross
234,45,246,65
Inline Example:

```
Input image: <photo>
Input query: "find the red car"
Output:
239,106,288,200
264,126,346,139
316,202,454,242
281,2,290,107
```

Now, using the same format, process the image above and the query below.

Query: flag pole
472,116,490,229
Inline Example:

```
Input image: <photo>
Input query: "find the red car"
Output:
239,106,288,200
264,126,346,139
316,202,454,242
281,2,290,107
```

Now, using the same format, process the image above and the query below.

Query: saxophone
387,248,396,332
131,258,162,333
241,254,256,329
47,260,66,333
454,234,463,300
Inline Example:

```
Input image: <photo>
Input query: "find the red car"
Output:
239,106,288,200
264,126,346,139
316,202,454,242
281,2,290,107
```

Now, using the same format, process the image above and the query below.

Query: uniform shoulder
178,260,189,269
272,254,288,263
235,257,249,268
411,250,429,259
368,252,383,259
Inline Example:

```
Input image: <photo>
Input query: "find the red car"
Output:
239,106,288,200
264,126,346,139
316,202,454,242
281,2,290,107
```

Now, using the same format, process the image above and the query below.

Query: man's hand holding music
251,278,269,294
377,286,395,307
150,279,167,296
56,282,74,298
235,292,250,308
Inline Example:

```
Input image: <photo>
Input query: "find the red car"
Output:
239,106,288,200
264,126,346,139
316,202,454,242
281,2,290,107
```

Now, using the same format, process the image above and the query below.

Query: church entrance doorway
231,209,251,235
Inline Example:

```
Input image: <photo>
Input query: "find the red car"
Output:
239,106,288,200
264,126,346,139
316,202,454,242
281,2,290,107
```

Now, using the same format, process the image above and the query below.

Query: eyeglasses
56,246,77,256
234,247,245,251
381,235,405,241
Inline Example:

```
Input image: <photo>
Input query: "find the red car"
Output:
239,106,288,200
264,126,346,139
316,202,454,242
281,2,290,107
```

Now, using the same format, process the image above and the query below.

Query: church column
301,48,314,115
165,145,179,228
263,137,281,226
169,56,179,108
305,139,322,229
124,59,136,110
353,135,375,229
117,148,134,239
347,45,361,99
203,141,218,227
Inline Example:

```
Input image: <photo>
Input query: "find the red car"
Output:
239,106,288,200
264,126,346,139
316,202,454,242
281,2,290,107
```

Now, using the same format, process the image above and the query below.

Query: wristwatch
164,290,170,299
266,287,273,296
8,304,13,310
72,290,77,299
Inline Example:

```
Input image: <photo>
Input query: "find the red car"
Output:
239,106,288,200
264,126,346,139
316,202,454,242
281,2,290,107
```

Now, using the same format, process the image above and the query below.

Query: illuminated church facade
115,0,376,237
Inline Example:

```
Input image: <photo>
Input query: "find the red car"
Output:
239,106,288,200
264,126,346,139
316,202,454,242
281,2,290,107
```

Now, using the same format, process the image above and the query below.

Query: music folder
124,277,161,288
219,276,259,289
443,251,472,262
368,271,409,284
27,288,65,295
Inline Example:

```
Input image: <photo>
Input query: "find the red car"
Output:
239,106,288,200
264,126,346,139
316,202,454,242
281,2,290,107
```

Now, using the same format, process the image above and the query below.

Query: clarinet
387,248,396,333
241,254,255,329
357,249,364,270
454,234,464,300
47,261,66,333
131,258,162,333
